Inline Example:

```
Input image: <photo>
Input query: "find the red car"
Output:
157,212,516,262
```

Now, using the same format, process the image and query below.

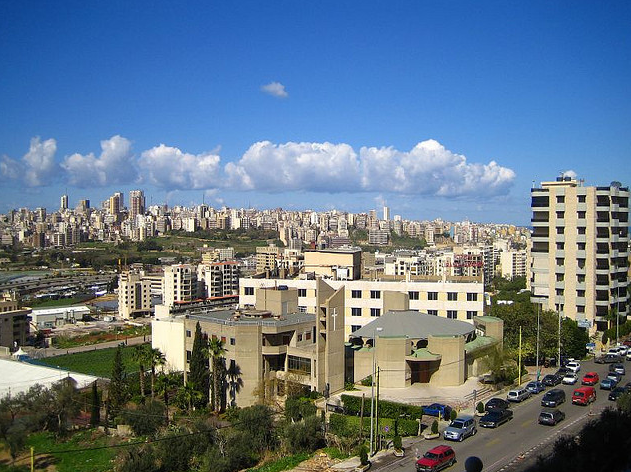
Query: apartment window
556,289,564,296
298,334,303,342
577,275,585,283
556,211,564,219
556,274,564,282
427,309,438,316
577,242,586,250
351,290,362,298
305,332,311,340
556,227,564,234
556,242,565,250
409,291,420,300
578,227,586,235
447,292,458,301
370,290,381,299
288,355,311,374
466,293,477,302
244,287,254,295
186,330,191,338
577,290,585,297
298,288,307,297
578,195,586,203
186,350,191,362
557,195,565,203
370,308,381,317
298,306,307,313
221,336,226,344
467,311,477,320
351,307,362,317
230,337,235,346
447,310,458,319
556,258,564,266
351,325,361,333
578,211,586,219
428,292,438,300
577,306,585,313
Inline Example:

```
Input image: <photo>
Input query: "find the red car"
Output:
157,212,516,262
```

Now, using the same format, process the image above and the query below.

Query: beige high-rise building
118,270,152,319
528,177,629,332
163,264,200,307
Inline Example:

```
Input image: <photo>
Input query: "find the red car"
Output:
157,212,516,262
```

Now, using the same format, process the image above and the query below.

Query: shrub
476,402,485,414
359,445,369,466
431,420,438,434
340,395,424,419
122,400,166,436
345,381,357,391
393,435,402,450
360,376,372,387
450,409,458,421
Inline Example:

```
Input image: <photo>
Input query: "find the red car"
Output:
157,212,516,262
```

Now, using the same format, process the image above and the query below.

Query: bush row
329,413,419,438
340,395,424,419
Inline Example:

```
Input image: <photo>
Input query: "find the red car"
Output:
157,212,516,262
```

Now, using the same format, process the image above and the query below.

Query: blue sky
1,1,630,225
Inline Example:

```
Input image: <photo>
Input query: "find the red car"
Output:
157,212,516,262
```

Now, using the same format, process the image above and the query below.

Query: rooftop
351,310,475,339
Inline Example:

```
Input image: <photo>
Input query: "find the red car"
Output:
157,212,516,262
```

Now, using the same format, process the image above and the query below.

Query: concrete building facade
0,292,31,349
118,270,152,319
528,178,629,331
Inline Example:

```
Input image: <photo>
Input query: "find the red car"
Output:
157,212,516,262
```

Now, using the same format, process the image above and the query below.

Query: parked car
609,386,628,401
555,367,570,377
484,398,510,412
609,363,626,376
581,372,599,386
538,408,565,426
607,372,623,384
562,373,578,385
626,351,631,361
422,403,453,420
600,377,618,390
526,381,546,394
572,386,597,405
416,445,456,472
507,388,531,402
595,354,622,364
542,374,562,387
479,409,513,428
566,361,581,373
617,345,629,356
443,415,477,442
541,389,566,407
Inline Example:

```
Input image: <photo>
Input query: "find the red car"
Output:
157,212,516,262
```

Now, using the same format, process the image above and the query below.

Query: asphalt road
374,356,623,472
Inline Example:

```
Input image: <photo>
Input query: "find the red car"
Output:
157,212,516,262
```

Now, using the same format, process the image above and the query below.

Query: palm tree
148,348,166,399
205,338,226,413
227,361,243,407
134,344,151,400
178,382,203,413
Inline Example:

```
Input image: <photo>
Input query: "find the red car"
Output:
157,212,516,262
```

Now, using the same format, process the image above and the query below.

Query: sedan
581,372,599,386
607,372,623,384
562,373,578,385
526,381,546,394
600,378,618,390
566,361,581,373
479,409,513,428
609,386,628,401
609,363,626,376
542,374,562,387
422,403,452,420
484,398,510,412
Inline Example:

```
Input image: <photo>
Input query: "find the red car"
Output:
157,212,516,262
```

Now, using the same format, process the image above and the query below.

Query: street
373,356,620,472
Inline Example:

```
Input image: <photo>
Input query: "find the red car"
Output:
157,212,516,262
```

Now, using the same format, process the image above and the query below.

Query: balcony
262,344,288,355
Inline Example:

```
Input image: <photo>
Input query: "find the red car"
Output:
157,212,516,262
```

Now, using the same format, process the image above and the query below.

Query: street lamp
530,296,546,380
369,326,383,456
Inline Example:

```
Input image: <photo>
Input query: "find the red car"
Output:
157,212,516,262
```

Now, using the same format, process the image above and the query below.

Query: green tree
90,380,101,426
176,382,203,413
189,322,210,406
6,423,26,465
135,344,151,401
234,404,276,452
283,415,325,453
226,361,243,408
109,345,130,419
148,348,166,399
122,400,166,437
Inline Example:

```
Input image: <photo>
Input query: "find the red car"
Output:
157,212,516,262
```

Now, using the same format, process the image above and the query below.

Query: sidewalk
25,335,151,358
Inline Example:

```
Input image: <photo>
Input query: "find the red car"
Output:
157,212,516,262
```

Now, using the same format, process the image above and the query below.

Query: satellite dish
611,181,622,188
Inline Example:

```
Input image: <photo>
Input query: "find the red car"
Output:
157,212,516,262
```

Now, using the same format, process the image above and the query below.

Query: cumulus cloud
261,81,288,98
225,141,361,192
360,139,515,197
0,137,58,187
61,135,136,187
138,144,221,190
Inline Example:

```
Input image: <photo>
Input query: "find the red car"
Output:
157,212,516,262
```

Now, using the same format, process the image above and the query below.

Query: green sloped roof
464,335,497,353
408,348,442,360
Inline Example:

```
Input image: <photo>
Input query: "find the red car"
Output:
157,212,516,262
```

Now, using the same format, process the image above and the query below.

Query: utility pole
535,303,540,381
557,305,562,367
518,326,522,386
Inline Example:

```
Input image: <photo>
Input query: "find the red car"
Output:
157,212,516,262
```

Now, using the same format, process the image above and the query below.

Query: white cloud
61,135,136,187
225,141,361,192
0,137,58,187
261,81,288,98
562,170,577,179
360,139,515,197
138,144,221,190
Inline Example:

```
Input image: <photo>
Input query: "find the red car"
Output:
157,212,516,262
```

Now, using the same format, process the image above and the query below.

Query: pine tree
109,345,129,419
90,380,100,426
189,322,209,406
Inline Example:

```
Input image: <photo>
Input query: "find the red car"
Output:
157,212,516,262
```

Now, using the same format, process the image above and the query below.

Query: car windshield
450,421,465,428
540,413,552,419
486,411,501,418
574,391,584,397
424,452,439,460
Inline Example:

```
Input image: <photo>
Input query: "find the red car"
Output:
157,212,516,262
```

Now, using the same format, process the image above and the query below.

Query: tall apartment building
500,250,527,279
528,178,629,332
198,261,240,298
129,190,145,219
163,264,200,307
60,194,68,211
256,245,280,274
118,270,152,319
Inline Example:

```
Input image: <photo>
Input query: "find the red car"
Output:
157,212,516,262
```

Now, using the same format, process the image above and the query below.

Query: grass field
34,345,143,378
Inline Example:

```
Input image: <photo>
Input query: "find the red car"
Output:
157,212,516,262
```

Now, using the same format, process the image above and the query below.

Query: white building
118,271,152,319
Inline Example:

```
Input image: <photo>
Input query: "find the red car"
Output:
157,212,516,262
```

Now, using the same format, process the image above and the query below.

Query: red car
416,445,456,472
572,386,597,405
582,371,600,386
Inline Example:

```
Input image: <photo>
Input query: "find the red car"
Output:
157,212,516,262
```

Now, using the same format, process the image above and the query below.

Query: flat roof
186,309,316,327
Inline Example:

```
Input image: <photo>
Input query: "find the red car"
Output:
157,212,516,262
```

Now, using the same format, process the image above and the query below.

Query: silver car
443,415,477,442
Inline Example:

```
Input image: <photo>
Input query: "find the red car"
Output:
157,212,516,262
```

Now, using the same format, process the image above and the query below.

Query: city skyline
2,2,630,225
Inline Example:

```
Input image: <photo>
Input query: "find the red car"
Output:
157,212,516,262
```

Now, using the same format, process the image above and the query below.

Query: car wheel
458,434,464,442
472,428,477,435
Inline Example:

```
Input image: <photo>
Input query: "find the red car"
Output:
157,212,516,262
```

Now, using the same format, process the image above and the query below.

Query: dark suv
538,408,565,426
541,388,566,407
